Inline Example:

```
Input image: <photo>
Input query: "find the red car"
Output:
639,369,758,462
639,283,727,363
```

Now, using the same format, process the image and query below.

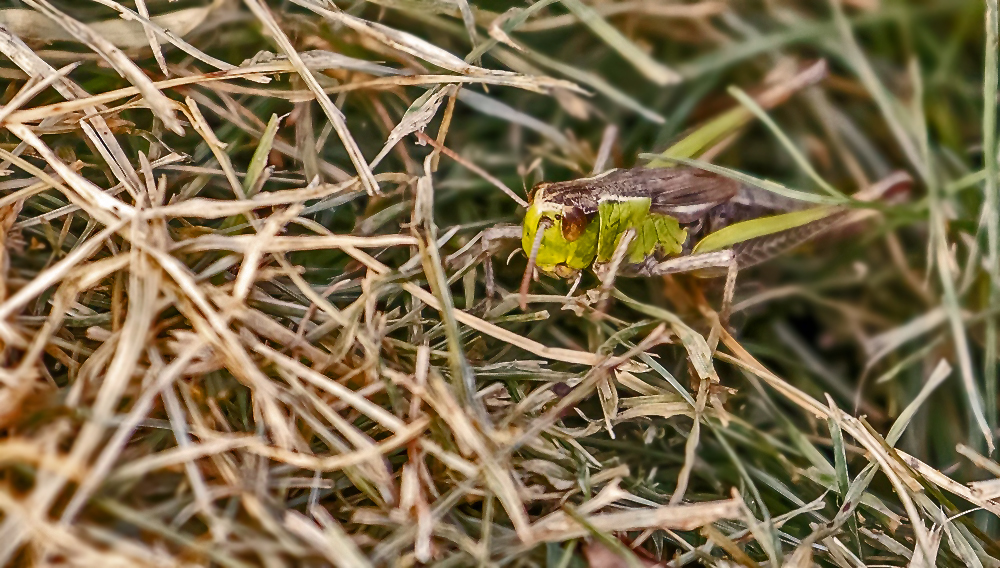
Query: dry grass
0,0,999,566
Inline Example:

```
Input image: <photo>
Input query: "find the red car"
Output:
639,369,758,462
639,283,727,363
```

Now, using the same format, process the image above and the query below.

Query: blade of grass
826,395,862,559
647,60,828,165
886,360,952,447
982,0,999,435
641,155,845,205
244,113,283,196
727,86,845,198
558,0,680,85
413,154,487,419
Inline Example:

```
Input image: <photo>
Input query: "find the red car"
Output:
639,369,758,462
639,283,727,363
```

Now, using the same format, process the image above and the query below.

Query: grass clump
0,0,998,566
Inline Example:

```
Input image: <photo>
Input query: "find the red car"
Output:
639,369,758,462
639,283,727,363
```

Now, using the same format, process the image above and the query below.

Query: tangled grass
0,0,999,566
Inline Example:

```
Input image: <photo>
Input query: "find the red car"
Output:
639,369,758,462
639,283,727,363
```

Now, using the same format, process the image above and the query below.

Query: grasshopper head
521,202,598,277
519,200,599,308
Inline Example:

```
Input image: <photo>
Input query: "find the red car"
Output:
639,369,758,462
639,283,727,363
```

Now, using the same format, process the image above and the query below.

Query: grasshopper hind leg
650,250,738,327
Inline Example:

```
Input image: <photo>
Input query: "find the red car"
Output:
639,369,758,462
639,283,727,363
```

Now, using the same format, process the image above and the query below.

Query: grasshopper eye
561,206,587,242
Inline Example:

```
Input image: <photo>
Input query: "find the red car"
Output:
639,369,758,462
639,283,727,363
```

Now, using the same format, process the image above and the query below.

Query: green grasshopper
519,166,738,303
507,163,901,319
514,165,781,318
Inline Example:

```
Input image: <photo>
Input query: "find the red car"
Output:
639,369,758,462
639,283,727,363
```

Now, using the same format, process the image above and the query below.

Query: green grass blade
647,104,760,165
639,155,845,204
826,396,862,559
243,113,281,196
515,47,665,123
885,360,952,447
646,61,827,165
727,86,845,199
982,0,999,434
559,0,680,86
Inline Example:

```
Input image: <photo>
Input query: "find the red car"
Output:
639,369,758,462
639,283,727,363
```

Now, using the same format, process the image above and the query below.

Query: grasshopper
503,164,896,320
519,166,738,306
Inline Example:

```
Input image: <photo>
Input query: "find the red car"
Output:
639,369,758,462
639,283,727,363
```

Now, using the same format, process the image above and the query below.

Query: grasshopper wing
640,168,739,222
537,167,738,223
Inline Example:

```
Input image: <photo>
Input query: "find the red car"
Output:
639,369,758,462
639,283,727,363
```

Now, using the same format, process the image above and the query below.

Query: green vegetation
0,0,998,566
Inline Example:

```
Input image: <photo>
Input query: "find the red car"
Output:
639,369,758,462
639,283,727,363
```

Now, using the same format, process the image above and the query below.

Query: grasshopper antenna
519,218,551,310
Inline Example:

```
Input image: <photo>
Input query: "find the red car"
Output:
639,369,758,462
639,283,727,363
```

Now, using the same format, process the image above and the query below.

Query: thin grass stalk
983,0,1000,436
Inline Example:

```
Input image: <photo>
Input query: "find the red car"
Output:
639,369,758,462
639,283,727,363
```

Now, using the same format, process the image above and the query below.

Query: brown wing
535,167,739,223
706,185,811,233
